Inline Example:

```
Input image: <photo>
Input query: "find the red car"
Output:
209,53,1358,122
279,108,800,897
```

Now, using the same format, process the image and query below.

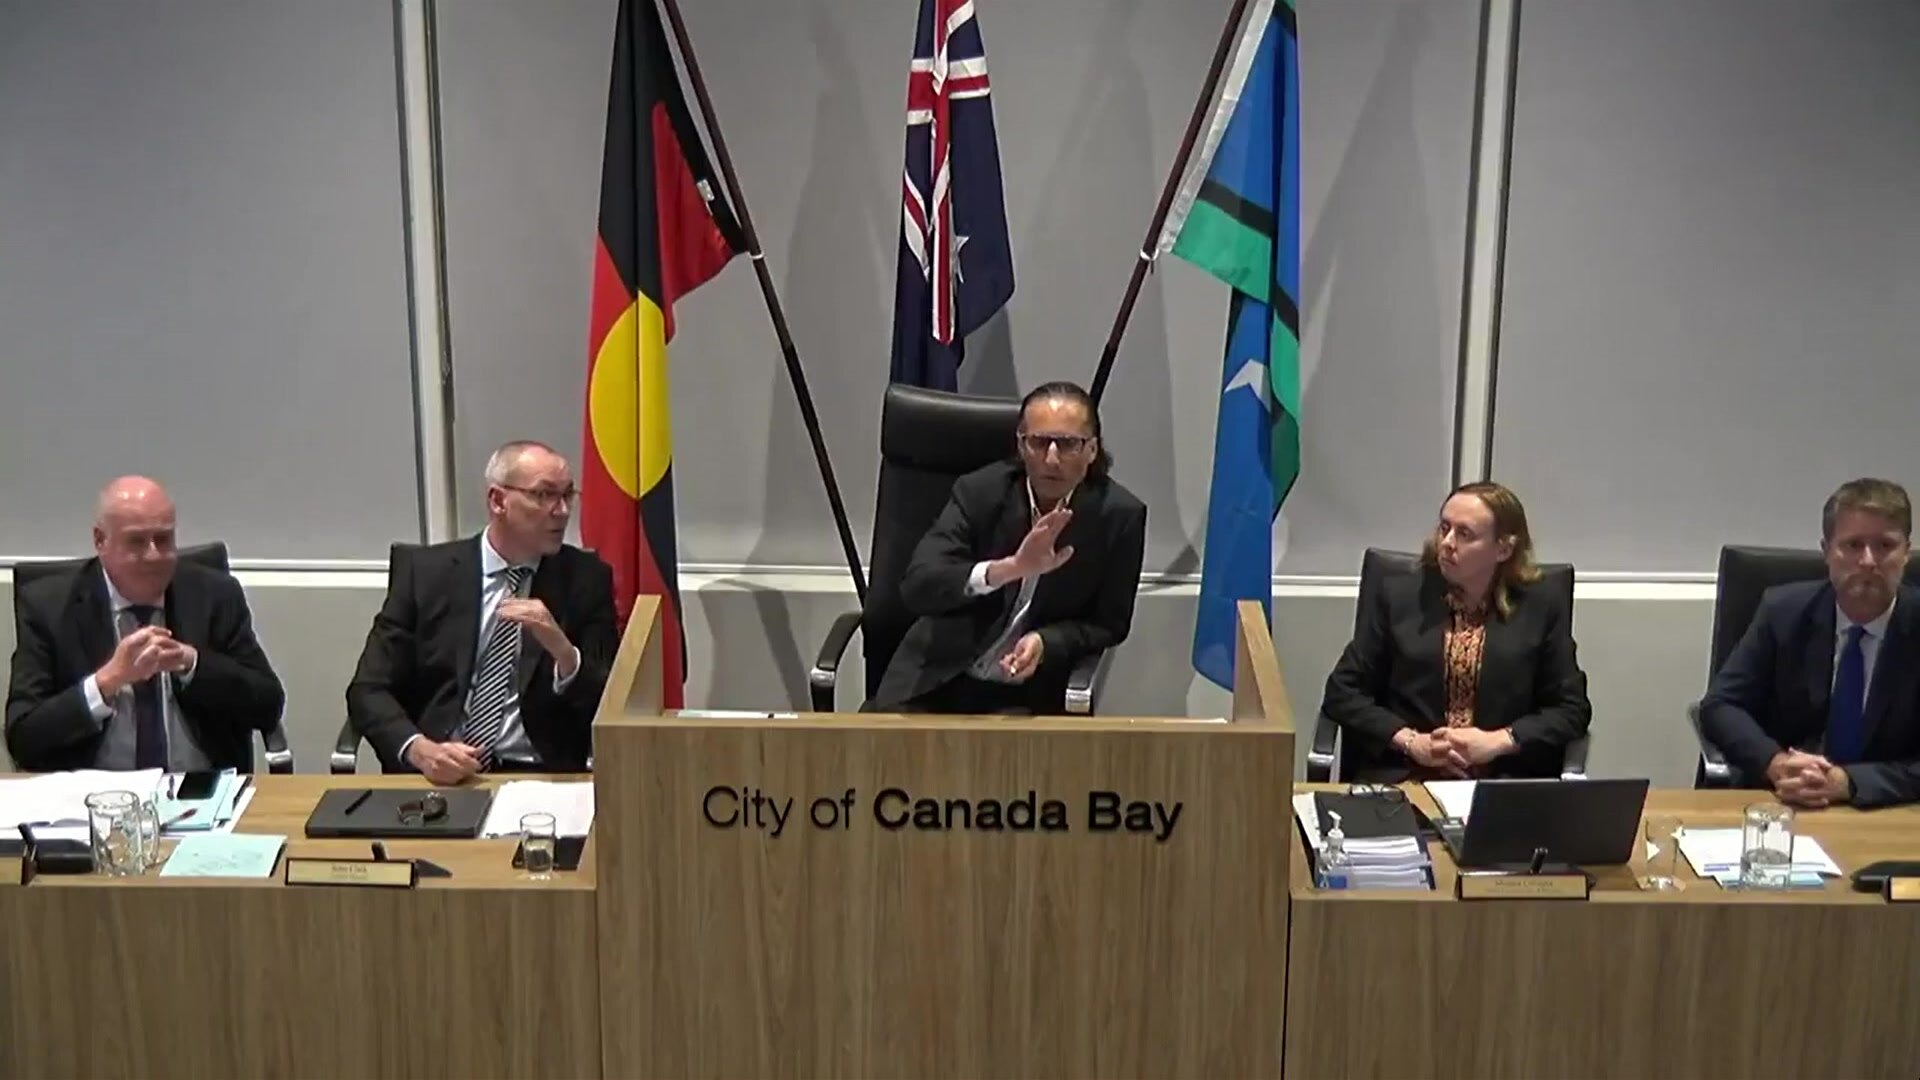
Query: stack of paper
1677,827,1843,889
479,781,595,839
1423,780,1478,822
1291,794,1433,890
0,768,166,843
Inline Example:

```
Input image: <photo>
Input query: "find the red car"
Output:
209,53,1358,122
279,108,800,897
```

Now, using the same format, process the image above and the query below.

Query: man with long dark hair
870,382,1146,714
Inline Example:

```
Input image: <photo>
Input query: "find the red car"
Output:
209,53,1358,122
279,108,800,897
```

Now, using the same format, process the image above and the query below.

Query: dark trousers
898,671,1071,716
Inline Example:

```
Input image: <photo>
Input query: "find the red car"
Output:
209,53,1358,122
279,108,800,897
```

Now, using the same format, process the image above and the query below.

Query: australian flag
888,0,1015,390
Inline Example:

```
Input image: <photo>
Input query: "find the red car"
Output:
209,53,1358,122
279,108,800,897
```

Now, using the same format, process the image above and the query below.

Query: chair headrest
880,384,1022,474
11,541,229,589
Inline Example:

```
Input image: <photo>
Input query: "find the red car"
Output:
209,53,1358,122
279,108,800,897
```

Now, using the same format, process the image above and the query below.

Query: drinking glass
1740,803,1795,889
85,790,142,877
521,812,557,880
1640,815,1683,892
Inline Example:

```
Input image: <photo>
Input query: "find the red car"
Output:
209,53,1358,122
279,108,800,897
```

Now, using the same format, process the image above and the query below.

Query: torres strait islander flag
581,0,743,708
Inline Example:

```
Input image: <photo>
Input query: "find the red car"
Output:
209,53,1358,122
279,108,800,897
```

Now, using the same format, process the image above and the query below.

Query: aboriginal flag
582,0,743,708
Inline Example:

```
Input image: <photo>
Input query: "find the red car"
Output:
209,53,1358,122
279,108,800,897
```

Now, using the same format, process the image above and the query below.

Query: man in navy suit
1702,478,1920,809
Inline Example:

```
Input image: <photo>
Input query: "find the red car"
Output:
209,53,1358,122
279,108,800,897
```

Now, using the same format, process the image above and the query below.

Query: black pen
343,790,372,816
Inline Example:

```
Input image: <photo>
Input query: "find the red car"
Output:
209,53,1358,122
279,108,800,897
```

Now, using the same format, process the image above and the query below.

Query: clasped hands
95,625,196,696
1397,725,1517,778
1766,749,1850,808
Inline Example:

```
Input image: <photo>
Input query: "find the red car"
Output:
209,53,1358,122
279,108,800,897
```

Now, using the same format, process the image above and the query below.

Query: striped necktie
461,565,532,767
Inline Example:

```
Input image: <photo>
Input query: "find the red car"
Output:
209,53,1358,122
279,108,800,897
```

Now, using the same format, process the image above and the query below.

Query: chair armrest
810,611,863,712
1686,700,1734,788
1064,648,1112,716
1559,732,1591,780
330,718,362,775
260,719,294,775
1307,714,1339,783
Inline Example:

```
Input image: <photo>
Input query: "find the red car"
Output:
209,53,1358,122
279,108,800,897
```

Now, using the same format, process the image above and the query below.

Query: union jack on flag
888,0,1014,391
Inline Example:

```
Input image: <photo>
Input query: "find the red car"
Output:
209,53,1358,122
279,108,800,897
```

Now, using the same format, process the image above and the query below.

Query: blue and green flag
1160,0,1301,689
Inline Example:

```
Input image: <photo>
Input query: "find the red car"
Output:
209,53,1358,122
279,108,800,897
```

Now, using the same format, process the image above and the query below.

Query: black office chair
1689,545,1920,788
9,542,294,774
1306,547,1589,783
810,385,1111,715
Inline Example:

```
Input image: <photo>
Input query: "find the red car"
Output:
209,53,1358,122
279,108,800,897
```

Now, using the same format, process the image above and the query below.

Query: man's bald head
93,476,179,605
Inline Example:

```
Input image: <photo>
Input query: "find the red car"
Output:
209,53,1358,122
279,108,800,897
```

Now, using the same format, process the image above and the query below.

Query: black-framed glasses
1017,433,1093,455
499,484,580,508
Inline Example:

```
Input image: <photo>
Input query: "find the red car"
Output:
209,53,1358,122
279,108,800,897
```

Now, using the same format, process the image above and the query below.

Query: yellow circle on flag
588,295,672,501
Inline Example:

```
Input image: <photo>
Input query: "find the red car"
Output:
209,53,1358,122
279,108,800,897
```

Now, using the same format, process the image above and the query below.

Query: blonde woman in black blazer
1321,482,1592,782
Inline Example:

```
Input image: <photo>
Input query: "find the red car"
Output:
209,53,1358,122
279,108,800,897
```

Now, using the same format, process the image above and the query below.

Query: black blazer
6,559,285,772
1320,566,1592,780
1700,580,1920,809
345,538,617,772
871,461,1147,709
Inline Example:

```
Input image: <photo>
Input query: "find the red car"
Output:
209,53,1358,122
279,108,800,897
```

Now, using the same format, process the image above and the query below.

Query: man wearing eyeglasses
348,441,616,781
870,381,1147,714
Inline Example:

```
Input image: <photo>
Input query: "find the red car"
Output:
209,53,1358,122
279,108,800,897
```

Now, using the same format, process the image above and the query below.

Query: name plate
285,857,417,889
1886,877,1920,903
1456,872,1590,901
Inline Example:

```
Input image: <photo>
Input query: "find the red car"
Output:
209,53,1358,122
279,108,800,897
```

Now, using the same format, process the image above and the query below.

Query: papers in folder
1677,827,1843,888
160,834,286,878
1291,793,1434,890
479,781,595,838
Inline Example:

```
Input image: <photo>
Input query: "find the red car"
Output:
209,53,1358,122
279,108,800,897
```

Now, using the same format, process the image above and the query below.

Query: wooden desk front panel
1283,789,1920,1079
594,718,1294,1080
0,776,599,1080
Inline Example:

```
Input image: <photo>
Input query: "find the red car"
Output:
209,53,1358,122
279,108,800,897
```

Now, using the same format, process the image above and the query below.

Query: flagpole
652,0,870,603
1088,0,1255,405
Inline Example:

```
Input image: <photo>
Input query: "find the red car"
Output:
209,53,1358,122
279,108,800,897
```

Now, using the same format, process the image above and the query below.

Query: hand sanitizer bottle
1317,810,1351,890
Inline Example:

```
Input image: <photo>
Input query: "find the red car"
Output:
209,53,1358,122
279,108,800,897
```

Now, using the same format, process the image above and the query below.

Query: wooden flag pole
1087,0,1256,404
652,0,869,602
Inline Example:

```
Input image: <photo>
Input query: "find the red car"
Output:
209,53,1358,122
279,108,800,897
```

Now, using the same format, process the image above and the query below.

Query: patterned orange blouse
1442,592,1490,730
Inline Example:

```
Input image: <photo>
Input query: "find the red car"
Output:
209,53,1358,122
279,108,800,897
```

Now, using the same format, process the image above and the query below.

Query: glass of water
520,812,558,880
1640,815,1684,891
85,790,143,876
1740,803,1795,889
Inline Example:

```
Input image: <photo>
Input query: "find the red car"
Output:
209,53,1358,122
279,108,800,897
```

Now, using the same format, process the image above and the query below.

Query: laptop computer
1435,778,1650,868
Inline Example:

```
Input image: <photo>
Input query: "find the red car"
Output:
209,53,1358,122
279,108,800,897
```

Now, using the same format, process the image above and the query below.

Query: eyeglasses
500,484,580,508
1017,433,1093,455
397,792,449,826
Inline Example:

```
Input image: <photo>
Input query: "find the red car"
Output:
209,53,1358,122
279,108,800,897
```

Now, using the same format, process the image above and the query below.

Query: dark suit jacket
346,537,617,772
1321,566,1592,780
871,461,1147,709
1700,580,1920,809
6,559,285,772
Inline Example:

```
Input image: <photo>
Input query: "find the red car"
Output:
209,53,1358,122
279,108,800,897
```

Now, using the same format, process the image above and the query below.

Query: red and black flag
581,0,743,708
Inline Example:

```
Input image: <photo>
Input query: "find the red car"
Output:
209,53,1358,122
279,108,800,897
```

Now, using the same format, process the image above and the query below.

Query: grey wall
1494,0,1920,573
0,0,421,560
435,0,1476,575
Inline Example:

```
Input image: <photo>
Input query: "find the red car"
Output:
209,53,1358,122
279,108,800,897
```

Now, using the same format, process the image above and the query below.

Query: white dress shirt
80,570,199,767
1833,598,1895,697
399,533,579,764
964,482,1070,682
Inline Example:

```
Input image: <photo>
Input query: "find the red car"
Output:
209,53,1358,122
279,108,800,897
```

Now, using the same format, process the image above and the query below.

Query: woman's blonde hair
1419,481,1541,619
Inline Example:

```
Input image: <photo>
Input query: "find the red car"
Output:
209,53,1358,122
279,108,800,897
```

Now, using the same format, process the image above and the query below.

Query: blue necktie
124,604,168,770
1828,625,1868,764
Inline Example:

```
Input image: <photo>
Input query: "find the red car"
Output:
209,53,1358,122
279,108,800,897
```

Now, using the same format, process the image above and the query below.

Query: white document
0,769,165,839
1291,793,1324,850
1677,827,1844,881
479,781,595,839
1423,780,1477,821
